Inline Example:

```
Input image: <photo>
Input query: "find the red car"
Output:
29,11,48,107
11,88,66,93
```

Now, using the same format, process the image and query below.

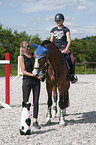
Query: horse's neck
48,44,63,66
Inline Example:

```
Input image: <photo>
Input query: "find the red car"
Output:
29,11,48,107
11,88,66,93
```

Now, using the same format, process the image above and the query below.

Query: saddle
64,53,72,71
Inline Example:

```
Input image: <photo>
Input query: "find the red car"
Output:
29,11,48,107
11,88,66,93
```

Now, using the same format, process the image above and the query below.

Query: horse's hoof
63,108,66,116
52,115,56,119
59,117,65,127
52,110,56,119
45,119,51,125
46,119,51,123
59,123,65,127
59,121,65,127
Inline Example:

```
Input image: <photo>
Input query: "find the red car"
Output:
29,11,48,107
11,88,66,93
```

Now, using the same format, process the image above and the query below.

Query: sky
0,0,96,40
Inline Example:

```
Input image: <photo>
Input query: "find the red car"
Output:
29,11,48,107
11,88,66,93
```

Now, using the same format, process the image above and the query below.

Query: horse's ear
31,42,38,49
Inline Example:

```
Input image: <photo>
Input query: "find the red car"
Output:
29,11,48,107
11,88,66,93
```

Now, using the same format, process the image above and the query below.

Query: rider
50,13,78,83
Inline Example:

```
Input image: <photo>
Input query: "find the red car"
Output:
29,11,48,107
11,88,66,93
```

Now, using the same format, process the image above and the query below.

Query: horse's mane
41,40,55,46
41,40,61,54
41,40,60,51
41,40,68,73
41,40,54,46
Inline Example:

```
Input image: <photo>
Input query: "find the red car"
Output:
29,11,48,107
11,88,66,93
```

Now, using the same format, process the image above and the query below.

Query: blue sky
0,0,96,40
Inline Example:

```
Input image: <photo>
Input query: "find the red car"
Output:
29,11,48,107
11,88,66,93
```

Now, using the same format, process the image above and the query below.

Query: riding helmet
55,13,64,22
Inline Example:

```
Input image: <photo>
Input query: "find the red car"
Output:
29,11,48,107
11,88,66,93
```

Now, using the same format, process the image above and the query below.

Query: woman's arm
61,31,71,53
19,56,43,79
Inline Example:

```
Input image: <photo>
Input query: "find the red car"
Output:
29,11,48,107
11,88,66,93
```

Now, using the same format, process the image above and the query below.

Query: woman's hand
36,75,43,79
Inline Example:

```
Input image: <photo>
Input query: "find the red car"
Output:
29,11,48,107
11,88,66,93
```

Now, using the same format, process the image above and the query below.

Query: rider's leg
70,63,78,83
67,50,78,83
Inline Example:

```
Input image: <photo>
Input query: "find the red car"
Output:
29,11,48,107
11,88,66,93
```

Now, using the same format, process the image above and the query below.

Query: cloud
71,29,78,34
65,17,76,21
2,24,27,31
77,0,96,13
17,0,40,2
45,15,54,22
77,5,87,10
70,25,96,39
84,26,96,34
7,0,96,14
11,24,27,29
65,22,79,27
0,1,3,6
29,17,43,26
9,0,87,13
2,0,96,40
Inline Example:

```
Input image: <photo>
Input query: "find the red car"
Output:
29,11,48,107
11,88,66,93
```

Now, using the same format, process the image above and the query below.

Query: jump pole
5,53,10,105
0,53,10,105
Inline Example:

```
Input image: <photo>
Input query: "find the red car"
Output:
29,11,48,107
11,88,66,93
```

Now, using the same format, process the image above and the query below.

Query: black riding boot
70,63,78,83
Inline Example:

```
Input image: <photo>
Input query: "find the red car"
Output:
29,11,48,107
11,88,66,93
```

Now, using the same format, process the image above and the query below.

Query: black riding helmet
55,13,64,22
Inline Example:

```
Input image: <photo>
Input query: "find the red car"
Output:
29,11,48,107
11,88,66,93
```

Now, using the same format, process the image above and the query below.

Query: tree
0,24,96,63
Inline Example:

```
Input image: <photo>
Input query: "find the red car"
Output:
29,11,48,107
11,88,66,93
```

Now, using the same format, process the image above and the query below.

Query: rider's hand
61,48,67,53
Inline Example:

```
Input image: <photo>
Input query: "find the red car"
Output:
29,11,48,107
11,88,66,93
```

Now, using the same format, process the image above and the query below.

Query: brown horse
32,40,70,126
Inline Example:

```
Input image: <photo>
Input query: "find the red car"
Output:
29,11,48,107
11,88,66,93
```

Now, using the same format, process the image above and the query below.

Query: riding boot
70,63,78,83
20,102,31,135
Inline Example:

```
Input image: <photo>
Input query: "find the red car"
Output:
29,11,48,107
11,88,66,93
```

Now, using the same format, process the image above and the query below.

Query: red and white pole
5,53,10,105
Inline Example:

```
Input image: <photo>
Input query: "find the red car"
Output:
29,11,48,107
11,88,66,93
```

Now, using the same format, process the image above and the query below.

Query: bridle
38,56,59,86
34,55,49,76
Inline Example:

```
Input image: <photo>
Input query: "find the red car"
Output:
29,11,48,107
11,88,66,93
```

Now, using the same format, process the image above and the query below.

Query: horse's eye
38,58,42,63
40,58,43,61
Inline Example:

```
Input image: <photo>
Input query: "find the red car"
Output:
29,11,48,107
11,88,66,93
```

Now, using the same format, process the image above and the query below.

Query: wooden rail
76,62,96,74
0,62,96,74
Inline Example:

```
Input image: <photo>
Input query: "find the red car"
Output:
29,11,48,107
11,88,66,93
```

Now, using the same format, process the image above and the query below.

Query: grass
76,65,96,74
0,65,17,77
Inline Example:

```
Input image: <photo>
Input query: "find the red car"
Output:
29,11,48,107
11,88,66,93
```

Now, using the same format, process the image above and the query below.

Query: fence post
85,62,86,74
5,53,10,105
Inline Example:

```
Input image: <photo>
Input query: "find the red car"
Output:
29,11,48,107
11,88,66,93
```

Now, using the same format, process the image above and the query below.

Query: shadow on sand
65,111,96,126
30,128,56,135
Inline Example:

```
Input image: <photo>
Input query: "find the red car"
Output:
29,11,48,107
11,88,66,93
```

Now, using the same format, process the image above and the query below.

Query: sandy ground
0,75,96,145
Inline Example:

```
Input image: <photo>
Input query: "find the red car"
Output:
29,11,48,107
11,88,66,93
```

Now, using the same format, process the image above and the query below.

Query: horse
32,40,70,126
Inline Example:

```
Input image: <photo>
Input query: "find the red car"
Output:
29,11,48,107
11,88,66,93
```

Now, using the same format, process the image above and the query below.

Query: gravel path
0,75,96,145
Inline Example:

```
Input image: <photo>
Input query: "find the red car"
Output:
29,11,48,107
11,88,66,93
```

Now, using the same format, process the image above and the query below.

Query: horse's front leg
59,90,69,126
52,86,58,119
46,82,52,123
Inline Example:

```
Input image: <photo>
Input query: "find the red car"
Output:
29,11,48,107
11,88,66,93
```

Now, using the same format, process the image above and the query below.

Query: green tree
0,24,96,64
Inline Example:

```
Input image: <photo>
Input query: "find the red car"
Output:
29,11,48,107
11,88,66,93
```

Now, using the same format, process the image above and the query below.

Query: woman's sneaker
33,121,41,129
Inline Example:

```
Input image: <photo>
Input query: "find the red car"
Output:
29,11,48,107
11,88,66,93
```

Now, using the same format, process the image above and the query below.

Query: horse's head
31,42,48,76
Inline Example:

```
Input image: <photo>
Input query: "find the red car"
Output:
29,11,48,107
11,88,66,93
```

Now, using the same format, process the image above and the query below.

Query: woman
50,13,78,83
19,41,41,135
